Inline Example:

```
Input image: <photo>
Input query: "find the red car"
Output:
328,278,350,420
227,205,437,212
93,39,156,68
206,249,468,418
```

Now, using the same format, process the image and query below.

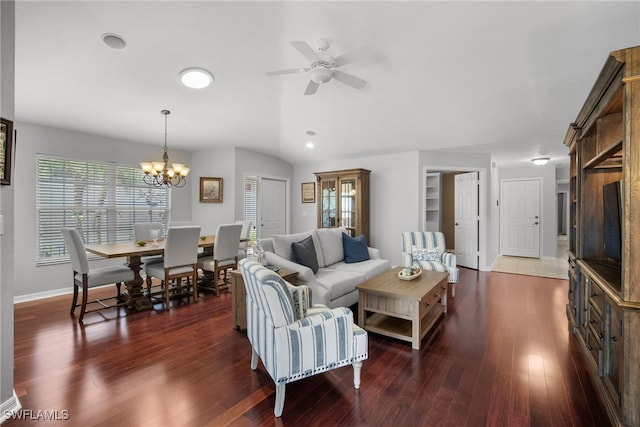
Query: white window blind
37,156,170,264
244,176,258,243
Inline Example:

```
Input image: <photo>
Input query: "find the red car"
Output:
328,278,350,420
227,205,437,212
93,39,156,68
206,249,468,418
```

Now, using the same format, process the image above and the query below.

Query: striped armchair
239,259,368,417
401,231,459,296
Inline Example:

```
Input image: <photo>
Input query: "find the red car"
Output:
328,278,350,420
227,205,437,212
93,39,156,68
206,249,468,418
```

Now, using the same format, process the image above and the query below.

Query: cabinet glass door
340,177,357,236
321,179,337,228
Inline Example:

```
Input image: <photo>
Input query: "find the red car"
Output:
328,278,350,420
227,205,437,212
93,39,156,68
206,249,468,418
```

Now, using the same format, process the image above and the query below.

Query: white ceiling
14,1,640,167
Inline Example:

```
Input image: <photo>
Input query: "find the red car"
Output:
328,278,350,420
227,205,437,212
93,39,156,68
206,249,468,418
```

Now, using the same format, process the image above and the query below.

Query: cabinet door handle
591,292,598,297
588,345,593,350
611,336,618,342
599,333,604,339
590,319,596,324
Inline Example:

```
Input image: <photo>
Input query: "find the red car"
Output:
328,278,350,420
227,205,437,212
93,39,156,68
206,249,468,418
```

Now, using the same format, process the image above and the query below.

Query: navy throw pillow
342,232,370,264
291,235,319,274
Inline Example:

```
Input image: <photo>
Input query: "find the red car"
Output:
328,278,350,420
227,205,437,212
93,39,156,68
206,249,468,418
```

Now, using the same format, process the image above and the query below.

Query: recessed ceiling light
102,33,127,50
179,67,214,89
306,142,315,149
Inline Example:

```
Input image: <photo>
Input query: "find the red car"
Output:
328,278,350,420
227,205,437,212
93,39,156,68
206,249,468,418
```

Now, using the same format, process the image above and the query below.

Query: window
37,155,170,264
244,176,258,244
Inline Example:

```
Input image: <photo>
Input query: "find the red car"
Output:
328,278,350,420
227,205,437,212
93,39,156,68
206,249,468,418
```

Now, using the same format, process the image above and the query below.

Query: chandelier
140,110,190,188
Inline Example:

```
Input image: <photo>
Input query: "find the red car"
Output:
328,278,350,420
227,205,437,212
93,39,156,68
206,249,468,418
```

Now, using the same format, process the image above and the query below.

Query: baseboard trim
0,389,22,423
13,288,72,305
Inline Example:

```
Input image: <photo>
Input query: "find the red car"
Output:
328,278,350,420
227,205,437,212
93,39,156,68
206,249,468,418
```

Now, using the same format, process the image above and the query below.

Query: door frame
243,172,291,240
423,166,487,271
499,177,542,258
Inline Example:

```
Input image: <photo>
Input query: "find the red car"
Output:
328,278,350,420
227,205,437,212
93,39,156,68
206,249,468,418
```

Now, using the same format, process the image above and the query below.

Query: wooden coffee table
357,267,448,350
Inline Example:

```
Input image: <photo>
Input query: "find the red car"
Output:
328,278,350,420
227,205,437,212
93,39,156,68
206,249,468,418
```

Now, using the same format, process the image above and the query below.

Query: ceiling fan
266,39,369,95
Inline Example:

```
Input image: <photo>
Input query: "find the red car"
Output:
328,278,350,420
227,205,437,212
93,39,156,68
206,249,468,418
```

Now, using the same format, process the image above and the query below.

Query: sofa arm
367,247,382,259
264,251,315,282
441,251,457,268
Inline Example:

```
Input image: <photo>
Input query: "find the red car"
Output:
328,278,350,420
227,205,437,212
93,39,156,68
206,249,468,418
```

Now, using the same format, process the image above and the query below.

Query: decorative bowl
398,266,422,281
136,240,147,247
200,236,207,241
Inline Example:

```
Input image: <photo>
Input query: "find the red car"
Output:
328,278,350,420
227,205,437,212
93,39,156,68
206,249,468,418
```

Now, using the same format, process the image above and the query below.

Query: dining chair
60,227,135,323
145,225,201,308
133,222,164,266
198,223,242,296
235,220,252,259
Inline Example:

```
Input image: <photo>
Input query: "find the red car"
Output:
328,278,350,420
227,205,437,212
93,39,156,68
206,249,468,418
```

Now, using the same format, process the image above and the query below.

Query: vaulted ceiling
14,1,640,167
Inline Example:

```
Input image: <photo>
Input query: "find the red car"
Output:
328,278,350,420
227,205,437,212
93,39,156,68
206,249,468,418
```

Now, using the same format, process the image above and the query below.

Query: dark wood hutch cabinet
314,168,370,244
564,45,640,427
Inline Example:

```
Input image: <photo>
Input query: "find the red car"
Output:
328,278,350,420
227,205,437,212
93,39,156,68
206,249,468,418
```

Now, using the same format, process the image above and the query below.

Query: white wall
12,122,192,298
293,151,420,268
499,163,557,258
189,146,236,235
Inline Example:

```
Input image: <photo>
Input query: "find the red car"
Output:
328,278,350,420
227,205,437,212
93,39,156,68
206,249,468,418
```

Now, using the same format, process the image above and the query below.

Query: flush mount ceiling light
532,157,550,166
102,33,127,50
179,67,214,89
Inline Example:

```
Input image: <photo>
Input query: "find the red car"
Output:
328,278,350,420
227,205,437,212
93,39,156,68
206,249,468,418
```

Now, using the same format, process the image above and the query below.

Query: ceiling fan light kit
266,39,369,95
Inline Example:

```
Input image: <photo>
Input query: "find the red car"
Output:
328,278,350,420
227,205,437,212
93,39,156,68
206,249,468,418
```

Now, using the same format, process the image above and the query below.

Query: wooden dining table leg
125,255,153,311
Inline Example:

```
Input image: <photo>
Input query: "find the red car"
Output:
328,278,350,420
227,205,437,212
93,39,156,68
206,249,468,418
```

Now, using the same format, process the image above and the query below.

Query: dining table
85,235,216,311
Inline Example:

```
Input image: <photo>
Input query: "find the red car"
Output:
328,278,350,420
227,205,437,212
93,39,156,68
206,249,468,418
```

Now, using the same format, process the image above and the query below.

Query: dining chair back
198,223,242,295
60,227,134,323
235,220,252,259
134,222,163,241
145,225,201,308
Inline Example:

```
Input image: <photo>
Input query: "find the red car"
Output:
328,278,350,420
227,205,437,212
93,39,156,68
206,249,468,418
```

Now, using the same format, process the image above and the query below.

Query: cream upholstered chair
235,220,252,259
239,259,368,417
133,222,164,266
198,223,242,296
60,227,134,323
401,231,459,296
145,225,201,307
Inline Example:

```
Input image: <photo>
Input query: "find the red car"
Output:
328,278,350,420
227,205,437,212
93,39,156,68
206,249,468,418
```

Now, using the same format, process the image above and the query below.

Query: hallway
492,235,568,279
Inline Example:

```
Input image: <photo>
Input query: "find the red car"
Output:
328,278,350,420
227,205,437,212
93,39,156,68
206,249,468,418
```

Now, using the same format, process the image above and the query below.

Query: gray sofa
258,227,391,308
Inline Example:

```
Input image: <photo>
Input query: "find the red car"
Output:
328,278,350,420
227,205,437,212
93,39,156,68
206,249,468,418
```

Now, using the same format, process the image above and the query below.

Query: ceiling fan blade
304,80,319,95
266,68,310,76
290,41,318,62
332,70,367,90
333,45,372,67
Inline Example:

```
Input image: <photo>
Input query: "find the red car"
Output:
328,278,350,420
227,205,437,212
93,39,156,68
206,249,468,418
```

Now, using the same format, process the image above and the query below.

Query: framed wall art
301,182,315,203
200,177,223,203
0,117,13,185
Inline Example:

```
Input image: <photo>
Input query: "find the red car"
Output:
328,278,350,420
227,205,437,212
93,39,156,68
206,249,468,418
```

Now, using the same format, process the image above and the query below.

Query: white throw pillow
412,245,441,262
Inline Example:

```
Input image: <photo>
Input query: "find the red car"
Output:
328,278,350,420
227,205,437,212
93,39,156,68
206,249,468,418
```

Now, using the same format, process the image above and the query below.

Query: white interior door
501,179,541,258
260,178,286,238
455,172,479,269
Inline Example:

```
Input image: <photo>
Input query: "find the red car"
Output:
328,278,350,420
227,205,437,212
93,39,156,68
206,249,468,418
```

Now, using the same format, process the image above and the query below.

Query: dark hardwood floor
7,268,609,426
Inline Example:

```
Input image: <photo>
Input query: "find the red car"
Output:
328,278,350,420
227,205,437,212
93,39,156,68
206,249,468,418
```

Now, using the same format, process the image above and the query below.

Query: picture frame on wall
0,117,14,185
301,182,315,203
200,177,223,203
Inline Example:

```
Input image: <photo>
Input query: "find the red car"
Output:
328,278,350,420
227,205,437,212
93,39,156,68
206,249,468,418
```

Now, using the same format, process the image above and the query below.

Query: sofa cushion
272,231,324,266
291,235,319,274
315,268,365,300
330,258,391,280
343,233,370,263
316,227,345,267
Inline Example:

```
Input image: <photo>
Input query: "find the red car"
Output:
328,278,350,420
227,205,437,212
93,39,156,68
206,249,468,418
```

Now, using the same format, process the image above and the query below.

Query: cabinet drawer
586,326,603,370
587,301,603,342
588,282,604,315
